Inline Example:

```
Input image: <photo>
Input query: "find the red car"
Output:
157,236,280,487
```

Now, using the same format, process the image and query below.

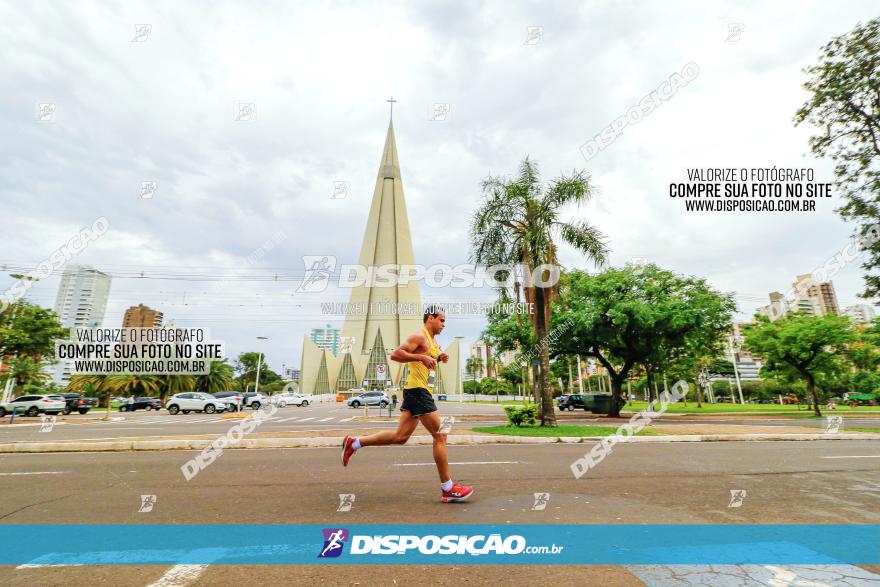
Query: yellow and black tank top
404,326,439,393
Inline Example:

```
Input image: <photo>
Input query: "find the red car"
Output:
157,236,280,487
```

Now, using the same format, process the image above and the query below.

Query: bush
503,404,537,427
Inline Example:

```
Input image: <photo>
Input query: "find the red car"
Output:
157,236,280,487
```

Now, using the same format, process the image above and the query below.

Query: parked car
242,392,269,410
0,394,66,417
557,394,588,411
48,393,99,415
118,397,162,412
212,391,244,411
346,391,389,408
165,392,228,415
271,392,313,407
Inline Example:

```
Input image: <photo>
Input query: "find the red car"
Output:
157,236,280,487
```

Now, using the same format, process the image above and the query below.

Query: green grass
474,424,666,437
620,401,880,415
466,400,533,406
848,427,880,434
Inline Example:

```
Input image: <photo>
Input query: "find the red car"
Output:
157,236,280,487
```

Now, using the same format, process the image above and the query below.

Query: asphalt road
1,440,878,586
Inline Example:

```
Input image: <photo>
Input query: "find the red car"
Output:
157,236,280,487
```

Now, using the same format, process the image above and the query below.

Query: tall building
795,274,839,316
726,322,764,381
844,304,877,324
300,119,460,394
122,304,163,327
756,275,838,321
309,324,341,356
52,265,112,385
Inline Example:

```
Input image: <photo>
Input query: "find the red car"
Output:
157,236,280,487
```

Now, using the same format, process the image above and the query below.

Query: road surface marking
340,417,355,422
395,461,524,466
146,564,210,587
821,455,880,459
0,471,65,476
16,563,83,568
276,417,301,423
298,417,317,422
316,417,334,422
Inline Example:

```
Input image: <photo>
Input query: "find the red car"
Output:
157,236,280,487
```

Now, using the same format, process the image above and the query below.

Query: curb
0,432,878,453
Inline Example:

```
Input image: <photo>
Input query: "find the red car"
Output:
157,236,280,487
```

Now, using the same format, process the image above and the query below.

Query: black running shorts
400,387,437,417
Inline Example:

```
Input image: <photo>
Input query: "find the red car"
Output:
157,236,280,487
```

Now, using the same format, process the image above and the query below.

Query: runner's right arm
390,332,436,368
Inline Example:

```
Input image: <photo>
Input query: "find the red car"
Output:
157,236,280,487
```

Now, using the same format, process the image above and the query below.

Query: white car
271,393,313,407
165,392,228,415
0,394,66,417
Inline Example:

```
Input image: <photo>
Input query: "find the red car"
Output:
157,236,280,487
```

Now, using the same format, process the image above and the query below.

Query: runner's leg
358,410,419,447
419,411,450,483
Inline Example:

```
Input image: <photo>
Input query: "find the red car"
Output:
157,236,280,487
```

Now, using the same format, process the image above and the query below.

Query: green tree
471,158,608,426
743,314,854,416
500,363,523,386
156,374,196,403
106,374,160,397
196,360,234,393
850,370,880,394
0,300,68,393
0,300,68,359
482,309,535,402
552,265,735,417
8,355,49,392
795,18,880,297
234,352,280,390
67,374,112,415
465,356,484,383
846,318,880,371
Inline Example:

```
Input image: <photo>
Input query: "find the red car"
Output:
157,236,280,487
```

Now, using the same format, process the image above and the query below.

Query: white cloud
2,0,878,370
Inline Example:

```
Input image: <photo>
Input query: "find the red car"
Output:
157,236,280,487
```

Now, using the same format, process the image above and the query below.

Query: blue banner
1,524,876,565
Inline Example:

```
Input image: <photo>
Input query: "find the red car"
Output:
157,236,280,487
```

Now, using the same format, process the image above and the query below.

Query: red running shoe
341,435,356,467
441,481,474,503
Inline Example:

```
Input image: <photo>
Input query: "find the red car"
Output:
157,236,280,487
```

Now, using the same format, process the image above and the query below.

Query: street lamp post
254,336,268,396
454,336,464,403
728,335,745,405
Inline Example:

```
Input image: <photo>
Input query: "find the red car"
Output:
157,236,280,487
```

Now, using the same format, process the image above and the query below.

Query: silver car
346,391,389,408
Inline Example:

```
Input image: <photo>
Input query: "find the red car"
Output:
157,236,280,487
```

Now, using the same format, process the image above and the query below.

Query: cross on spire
387,96,397,120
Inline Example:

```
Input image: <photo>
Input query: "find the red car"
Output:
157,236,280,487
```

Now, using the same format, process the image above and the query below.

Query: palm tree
105,374,160,397
471,157,608,426
9,356,48,393
157,374,196,403
195,360,234,393
67,374,112,417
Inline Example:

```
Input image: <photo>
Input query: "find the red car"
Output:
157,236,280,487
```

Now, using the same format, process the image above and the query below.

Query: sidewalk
1,430,878,453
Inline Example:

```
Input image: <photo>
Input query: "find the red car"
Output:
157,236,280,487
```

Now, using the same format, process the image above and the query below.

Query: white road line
276,417,301,423
316,417,334,422
298,417,317,422
16,563,84,568
340,417,355,422
821,455,880,459
146,564,210,587
0,471,65,476
395,461,524,466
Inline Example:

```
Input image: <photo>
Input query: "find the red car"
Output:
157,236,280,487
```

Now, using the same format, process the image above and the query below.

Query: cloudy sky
2,1,878,374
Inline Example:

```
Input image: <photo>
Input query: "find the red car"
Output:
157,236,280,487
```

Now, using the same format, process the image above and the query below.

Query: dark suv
118,397,162,412
557,394,587,411
49,393,99,415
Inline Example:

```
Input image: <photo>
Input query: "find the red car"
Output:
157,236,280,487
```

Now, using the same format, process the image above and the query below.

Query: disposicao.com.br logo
318,528,563,557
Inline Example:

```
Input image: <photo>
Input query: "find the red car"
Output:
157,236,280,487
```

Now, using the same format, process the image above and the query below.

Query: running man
341,306,474,503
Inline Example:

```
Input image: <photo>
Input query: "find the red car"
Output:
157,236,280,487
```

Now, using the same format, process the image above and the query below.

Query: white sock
352,438,361,450
441,479,453,492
